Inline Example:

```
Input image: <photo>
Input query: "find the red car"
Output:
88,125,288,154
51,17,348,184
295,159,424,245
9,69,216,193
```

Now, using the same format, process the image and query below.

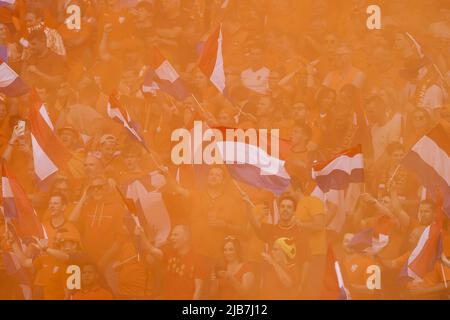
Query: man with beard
244,194,309,282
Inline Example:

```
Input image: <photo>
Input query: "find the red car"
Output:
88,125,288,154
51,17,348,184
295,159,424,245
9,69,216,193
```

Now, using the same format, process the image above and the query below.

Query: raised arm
69,186,89,223
389,183,410,230
134,226,163,262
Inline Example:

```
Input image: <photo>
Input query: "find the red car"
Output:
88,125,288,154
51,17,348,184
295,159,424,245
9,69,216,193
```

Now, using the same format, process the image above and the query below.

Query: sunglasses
91,184,105,191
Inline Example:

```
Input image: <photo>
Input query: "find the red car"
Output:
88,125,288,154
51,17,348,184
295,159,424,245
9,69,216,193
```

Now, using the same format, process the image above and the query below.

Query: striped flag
312,145,364,192
107,93,149,152
312,145,364,232
198,25,227,95
120,171,170,246
0,0,15,7
400,203,444,282
2,161,46,239
142,47,189,101
1,251,32,300
182,122,291,195
29,92,76,183
402,124,450,217
0,59,29,97
321,246,351,300
215,140,290,195
0,45,7,63
347,227,389,255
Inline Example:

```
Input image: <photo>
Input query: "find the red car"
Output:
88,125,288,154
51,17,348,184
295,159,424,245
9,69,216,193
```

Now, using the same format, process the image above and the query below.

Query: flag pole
441,261,448,288
191,94,208,115
231,179,256,208
144,99,151,133
386,164,401,190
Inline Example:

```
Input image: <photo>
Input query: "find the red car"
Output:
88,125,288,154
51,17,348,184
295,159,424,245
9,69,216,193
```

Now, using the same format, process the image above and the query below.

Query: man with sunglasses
69,175,124,274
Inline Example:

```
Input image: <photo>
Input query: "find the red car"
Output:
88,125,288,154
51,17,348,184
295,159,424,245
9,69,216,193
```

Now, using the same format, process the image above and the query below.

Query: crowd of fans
0,0,450,300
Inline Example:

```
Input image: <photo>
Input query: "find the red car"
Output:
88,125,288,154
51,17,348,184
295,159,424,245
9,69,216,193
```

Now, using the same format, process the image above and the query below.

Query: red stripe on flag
313,145,362,172
198,27,220,78
211,125,291,160
426,124,450,158
29,92,72,167
2,162,45,239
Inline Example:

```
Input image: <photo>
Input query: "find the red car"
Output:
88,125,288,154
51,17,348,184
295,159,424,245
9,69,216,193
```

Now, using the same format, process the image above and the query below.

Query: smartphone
19,38,30,48
17,120,25,136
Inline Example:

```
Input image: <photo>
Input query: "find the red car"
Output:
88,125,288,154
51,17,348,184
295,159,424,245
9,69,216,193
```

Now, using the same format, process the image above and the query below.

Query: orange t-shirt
189,190,247,259
343,253,381,299
78,197,124,262
296,196,327,256
71,285,113,300
42,219,80,248
116,241,153,298
33,255,67,300
162,247,208,300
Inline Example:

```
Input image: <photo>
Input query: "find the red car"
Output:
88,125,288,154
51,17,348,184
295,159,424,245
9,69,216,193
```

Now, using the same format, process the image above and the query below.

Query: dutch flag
0,59,29,97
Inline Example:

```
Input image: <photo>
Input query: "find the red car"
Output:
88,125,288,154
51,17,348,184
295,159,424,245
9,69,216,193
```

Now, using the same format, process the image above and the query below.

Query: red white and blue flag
107,93,149,151
0,0,15,7
321,246,351,300
198,25,227,95
1,251,32,300
142,47,189,101
402,124,450,217
29,92,74,183
312,145,364,233
215,141,290,196
192,124,291,195
400,214,443,282
120,171,170,246
177,123,291,195
313,145,364,192
0,59,29,97
2,162,46,239
347,226,390,255
0,45,7,63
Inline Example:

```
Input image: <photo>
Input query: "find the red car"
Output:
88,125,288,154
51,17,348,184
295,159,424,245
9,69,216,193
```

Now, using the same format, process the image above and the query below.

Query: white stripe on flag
210,28,226,93
31,134,58,181
407,225,431,281
108,105,143,142
38,104,54,130
334,261,351,299
412,136,450,186
1,176,13,197
334,261,345,288
0,62,18,88
155,60,180,83
216,141,288,177
314,153,364,177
